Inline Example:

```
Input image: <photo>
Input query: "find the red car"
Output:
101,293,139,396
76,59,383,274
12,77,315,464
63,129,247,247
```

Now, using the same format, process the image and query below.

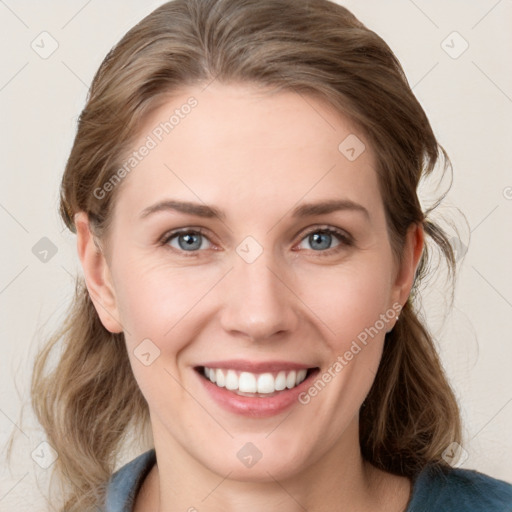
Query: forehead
112,82,381,222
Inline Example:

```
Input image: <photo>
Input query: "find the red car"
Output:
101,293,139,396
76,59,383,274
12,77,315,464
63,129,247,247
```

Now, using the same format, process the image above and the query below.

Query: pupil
311,232,330,250
180,233,200,250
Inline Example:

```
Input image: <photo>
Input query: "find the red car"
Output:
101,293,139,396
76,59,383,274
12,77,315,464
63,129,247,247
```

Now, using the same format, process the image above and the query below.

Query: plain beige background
1,0,511,509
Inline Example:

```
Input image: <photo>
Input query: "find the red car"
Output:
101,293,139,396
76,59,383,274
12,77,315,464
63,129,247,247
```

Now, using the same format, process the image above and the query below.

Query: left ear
390,222,424,310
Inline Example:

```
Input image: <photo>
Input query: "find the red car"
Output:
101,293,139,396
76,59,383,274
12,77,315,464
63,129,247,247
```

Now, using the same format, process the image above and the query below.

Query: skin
75,82,423,511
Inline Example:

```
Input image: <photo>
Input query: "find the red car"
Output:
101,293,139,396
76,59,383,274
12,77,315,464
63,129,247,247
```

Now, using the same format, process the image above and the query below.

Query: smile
194,360,320,416
202,367,309,395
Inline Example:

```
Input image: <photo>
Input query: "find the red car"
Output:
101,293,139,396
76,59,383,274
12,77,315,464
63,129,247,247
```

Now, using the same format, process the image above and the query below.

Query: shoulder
407,463,512,512
101,449,157,512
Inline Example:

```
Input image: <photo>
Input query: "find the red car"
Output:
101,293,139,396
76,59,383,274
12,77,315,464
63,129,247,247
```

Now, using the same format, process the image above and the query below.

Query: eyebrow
139,198,370,221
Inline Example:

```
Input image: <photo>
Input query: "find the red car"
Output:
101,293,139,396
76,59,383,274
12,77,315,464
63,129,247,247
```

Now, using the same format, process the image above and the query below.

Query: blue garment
102,448,512,511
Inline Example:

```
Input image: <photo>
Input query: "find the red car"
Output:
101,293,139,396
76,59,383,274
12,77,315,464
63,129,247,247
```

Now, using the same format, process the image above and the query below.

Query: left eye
297,228,351,252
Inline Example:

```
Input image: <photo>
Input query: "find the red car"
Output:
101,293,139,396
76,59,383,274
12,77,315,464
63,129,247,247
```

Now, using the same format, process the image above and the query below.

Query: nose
219,248,299,343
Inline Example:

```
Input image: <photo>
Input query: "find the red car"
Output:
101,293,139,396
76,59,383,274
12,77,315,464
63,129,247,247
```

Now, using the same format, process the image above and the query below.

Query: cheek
299,269,391,415
112,257,217,346
111,261,206,405
300,257,393,344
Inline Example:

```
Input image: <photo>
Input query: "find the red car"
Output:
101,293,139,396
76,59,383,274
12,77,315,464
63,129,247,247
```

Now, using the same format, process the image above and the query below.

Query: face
78,82,421,482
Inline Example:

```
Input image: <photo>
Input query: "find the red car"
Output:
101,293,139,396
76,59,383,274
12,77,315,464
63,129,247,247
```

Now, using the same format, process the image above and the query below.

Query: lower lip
196,368,319,418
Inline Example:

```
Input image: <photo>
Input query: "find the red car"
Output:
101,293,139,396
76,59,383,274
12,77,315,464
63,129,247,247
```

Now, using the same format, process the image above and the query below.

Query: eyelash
158,225,354,258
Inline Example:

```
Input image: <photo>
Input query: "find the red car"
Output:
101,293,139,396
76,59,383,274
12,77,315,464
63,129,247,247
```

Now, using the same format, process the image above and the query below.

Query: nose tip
219,255,298,343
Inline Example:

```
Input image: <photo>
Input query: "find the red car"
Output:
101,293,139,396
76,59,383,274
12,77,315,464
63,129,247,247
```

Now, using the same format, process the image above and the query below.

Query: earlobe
391,222,425,312
74,212,123,333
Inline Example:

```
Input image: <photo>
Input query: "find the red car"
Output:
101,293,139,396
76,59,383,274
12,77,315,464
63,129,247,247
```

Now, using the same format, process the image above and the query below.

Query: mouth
196,366,315,397
194,361,320,417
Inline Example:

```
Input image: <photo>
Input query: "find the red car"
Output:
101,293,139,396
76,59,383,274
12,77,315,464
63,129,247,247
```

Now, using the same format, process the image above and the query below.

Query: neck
139,417,403,512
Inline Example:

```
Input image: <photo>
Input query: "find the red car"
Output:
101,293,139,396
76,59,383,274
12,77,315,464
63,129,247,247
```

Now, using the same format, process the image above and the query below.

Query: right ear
74,212,123,333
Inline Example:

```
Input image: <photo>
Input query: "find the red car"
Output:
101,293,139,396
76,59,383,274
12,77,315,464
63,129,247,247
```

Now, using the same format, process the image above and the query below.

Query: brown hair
10,0,464,509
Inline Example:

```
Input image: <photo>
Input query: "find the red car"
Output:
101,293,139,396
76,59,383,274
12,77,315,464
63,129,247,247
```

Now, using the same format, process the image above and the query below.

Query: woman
27,0,512,510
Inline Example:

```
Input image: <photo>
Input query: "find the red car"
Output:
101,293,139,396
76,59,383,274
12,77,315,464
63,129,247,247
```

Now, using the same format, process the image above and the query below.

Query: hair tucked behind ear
8,0,465,509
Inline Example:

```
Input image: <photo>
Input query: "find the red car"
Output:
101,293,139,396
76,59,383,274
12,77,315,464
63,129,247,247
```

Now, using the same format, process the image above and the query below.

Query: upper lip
197,360,316,373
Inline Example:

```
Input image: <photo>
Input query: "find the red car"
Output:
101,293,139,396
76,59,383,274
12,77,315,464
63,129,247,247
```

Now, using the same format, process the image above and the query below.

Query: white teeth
275,371,287,391
296,369,307,383
286,370,297,389
239,372,257,393
202,367,309,394
257,373,275,394
216,368,226,387
225,370,238,390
